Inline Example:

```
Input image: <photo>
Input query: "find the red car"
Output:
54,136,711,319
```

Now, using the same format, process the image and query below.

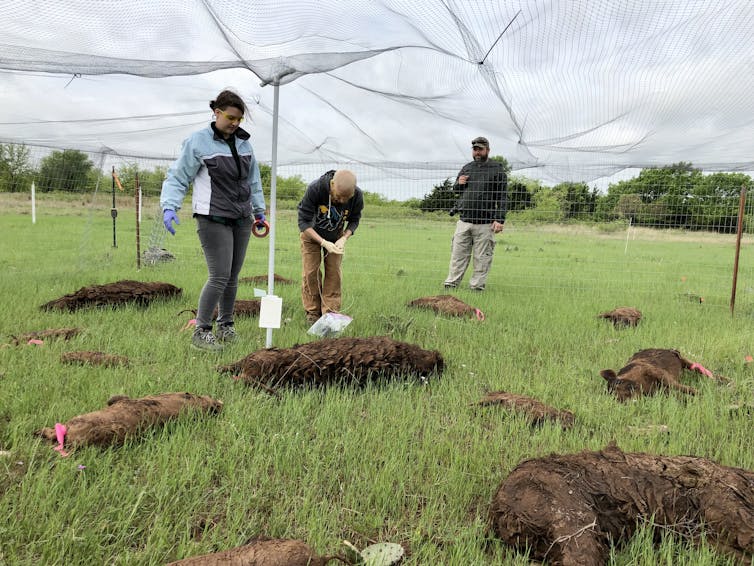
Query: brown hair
209,90,246,114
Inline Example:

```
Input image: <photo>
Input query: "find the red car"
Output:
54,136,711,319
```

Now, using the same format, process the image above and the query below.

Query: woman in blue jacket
160,89,267,352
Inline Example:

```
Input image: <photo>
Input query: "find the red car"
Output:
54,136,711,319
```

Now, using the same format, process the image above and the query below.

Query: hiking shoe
306,313,321,325
443,283,457,290
191,328,224,352
216,324,237,343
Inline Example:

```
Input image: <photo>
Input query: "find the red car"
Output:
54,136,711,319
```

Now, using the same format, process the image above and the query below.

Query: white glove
321,240,342,254
334,236,348,254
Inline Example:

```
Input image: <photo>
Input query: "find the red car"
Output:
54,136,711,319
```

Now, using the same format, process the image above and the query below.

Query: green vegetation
0,193,752,564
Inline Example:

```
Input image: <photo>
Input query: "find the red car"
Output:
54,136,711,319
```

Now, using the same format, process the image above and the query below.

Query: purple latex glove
254,213,266,226
163,209,179,235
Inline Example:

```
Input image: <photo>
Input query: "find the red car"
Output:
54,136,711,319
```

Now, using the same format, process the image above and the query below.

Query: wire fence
2,143,753,314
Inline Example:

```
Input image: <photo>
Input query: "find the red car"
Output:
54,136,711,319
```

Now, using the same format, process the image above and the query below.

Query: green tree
550,181,597,220
507,175,537,212
0,143,34,193
259,163,306,201
37,149,94,193
689,172,752,233
418,178,455,213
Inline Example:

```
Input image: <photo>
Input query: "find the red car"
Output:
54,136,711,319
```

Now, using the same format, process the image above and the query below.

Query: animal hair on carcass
40,280,181,311
490,442,754,565
475,391,575,429
219,336,444,389
407,294,477,317
597,306,642,327
600,348,719,401
35,392,222,449
60,351,129,367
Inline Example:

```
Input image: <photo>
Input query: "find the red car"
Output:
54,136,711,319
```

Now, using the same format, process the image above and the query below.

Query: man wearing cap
443,136,507,291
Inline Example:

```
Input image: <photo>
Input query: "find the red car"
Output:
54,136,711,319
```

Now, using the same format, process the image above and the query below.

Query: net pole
265,82,280,348
111,166,118,248
135,172,141,270
729,185,746,316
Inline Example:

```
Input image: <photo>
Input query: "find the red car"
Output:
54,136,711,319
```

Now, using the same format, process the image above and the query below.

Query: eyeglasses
217,110,244,123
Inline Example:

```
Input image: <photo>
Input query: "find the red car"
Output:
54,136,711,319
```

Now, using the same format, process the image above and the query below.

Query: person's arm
160,136,201,212
247,147,266,216
452,166,470,193
297,182,320,233
343,190,364,235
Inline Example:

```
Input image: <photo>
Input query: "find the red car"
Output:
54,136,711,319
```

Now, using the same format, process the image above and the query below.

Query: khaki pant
300,232,343,318
444,220,496,290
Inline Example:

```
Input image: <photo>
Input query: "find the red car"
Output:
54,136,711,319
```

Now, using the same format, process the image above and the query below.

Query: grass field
1,193,753,565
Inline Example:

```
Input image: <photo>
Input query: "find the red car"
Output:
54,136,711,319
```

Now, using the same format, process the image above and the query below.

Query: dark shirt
297,170,364,242
453,159,507,224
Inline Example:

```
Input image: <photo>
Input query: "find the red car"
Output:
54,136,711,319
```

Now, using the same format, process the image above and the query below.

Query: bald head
330,170,357,203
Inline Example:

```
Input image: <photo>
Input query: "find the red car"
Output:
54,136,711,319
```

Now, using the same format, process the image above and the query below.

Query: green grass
0,193,753,565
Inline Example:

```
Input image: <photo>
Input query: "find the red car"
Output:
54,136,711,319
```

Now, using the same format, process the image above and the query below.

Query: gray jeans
195,215,253,329
444,220,496,289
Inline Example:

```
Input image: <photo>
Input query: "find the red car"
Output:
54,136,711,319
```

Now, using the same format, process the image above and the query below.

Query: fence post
31,181,36,224
730,185,746,316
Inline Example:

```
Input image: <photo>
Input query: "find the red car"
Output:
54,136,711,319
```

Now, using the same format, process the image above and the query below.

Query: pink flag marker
53,423,69,457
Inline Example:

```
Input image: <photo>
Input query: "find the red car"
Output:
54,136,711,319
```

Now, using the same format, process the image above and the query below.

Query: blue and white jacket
160,123,265,219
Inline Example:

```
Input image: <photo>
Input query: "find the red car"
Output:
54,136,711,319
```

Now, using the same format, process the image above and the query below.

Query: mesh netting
1,0,754,183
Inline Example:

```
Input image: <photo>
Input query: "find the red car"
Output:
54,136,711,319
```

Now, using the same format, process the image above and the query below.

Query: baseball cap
471,136,489,148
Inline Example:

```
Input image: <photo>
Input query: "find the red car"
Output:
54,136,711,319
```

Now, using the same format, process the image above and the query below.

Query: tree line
2,145,752,232
0,145,308,200
415,160,753,233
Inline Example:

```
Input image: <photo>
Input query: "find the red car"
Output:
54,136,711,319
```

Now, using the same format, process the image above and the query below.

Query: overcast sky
1,0,754,195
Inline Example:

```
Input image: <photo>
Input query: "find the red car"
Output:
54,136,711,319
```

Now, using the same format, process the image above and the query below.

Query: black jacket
453,159,507,224
297,170,364,242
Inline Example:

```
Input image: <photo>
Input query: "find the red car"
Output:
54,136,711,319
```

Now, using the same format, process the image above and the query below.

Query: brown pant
300,232,343,318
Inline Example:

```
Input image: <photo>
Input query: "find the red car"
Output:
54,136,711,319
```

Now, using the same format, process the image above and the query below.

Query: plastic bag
307,312,353,337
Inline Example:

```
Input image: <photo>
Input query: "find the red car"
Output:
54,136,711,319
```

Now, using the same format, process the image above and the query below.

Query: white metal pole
265,82,280,348
31,181,36,224
624,217,632,254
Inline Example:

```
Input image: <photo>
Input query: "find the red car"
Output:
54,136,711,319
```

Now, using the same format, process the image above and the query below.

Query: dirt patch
240,273,295,285
600,348,723,401
35,392,222,449
219,336,443,390
407,295,481,318
475,391,575,429
489,442,754,565
9,327,82,346
598,307,642,328
40,280,181,311
60,351,129,368
166,537,340,565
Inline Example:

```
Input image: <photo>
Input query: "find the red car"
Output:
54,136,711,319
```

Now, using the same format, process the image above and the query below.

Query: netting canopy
1,0,754,183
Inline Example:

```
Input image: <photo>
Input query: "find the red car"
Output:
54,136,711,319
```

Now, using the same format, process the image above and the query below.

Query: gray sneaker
216,324,237,343
191,328,224,352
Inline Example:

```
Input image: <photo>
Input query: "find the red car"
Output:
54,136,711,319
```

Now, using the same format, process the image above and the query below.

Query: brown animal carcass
213,299,260,319
9,327,82,346
407,295,481,318
35,392,222,449
166,537,335,566
40,280,181,311
489,443,754,566
475,391,575,430
60,351,129,368
240,273,295,285
598,306,642,327
601,348,716,401
220,336,443,389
